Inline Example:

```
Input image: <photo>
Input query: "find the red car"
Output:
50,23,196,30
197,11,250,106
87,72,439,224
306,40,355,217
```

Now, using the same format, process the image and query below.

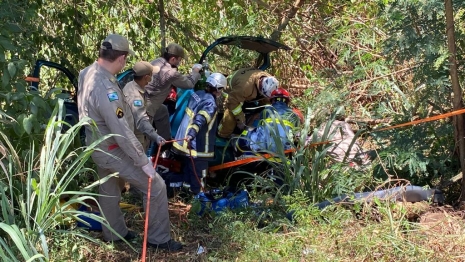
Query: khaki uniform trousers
92,149,171,244
152,104,171,140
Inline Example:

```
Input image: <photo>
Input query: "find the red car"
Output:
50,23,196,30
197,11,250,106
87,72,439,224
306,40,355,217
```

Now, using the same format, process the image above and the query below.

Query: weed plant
0,100,120,261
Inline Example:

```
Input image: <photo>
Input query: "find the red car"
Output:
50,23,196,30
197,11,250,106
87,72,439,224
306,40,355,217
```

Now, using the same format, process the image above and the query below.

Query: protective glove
141,162,155,179
192,64,202,73
156,135,166,146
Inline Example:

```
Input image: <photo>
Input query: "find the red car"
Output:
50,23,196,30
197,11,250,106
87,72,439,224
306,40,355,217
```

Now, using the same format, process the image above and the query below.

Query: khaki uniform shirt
77,62,148,167
224,67,270,122
145,57,201,117
123,80,160,147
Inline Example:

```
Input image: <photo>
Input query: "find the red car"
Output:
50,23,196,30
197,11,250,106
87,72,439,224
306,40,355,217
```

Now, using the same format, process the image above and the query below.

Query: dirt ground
79,200,205,262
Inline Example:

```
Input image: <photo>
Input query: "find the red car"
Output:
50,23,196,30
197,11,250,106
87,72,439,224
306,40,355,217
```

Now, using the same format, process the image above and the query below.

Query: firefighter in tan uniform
218,67,279,138
77,34,182,251
123,61,165,150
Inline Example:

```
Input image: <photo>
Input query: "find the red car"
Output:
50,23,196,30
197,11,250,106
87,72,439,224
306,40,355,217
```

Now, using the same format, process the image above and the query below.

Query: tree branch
270,0,305,41
163,14,230,59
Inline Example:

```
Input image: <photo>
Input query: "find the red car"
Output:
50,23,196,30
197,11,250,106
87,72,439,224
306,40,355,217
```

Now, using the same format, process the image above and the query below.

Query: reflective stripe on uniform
198,110,211,123
173,142,197,157
188,124,200,133
204,111,218,153
232,102,243,115
185,108,194,118
172,142,214,157
264,118,295,128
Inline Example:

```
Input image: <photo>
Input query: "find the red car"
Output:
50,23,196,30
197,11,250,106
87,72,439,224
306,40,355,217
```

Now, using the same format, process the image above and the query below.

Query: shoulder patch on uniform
107,92,119,102
116,107,124,118
134,100,143,107
192,93,201,102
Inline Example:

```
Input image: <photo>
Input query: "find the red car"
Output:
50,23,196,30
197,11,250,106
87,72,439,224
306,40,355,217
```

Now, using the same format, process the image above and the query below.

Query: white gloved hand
192,64,202,73
141,162,155,179
156,136,166,146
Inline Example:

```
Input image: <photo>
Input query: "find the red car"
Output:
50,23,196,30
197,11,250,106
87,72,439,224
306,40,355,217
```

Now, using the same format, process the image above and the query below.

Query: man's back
145,57,200,117
226,68,268,100
77,62,145,166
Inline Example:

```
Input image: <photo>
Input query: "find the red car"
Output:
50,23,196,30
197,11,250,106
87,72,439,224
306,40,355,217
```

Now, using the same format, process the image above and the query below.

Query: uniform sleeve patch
116,107,124,118
133,100,143,107
107,92,119,102
192,93,201,102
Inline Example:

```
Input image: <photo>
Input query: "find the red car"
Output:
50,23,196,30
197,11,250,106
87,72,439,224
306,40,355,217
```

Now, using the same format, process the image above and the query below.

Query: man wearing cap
77,34,182,251
217,67,279,138
123,61,166,150
145,43,202,141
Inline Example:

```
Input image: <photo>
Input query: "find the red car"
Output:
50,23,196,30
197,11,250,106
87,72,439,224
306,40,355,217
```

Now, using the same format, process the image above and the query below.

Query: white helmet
206,73,227,90
261,76,279,97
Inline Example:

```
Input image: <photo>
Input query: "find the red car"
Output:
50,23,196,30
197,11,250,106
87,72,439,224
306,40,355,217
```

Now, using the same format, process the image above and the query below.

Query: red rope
141,138,191,261
141,144,160,261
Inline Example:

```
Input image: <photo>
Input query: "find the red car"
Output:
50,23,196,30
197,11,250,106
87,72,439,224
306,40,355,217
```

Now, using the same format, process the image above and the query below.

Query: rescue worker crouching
218,67,279,138
172,73,227,194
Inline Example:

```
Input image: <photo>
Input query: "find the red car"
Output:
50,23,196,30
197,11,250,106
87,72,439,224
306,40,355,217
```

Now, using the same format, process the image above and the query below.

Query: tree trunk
158,0,166,56
444,0,465,201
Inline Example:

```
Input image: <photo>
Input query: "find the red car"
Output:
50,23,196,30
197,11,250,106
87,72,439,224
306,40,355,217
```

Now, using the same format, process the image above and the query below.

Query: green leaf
0,37,16,51
32,95,48,110
30,101,38,115
14,82,26,93
7,63,16,79
11,93,25,101
23,115,33,135
4,23,22,33
31,178,40,196
13,114,26,136
0,223,32,261
1,69,10,88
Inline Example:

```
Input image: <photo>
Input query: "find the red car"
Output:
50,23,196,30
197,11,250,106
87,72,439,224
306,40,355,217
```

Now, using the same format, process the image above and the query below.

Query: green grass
50,194,461,262
189,199,465,262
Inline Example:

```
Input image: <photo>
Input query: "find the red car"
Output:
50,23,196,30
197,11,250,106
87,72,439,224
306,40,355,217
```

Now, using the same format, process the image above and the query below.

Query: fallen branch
438,172,462,190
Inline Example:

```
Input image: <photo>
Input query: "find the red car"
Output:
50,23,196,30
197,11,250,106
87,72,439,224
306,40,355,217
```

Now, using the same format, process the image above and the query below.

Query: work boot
148,239,183,252
106,230,137,242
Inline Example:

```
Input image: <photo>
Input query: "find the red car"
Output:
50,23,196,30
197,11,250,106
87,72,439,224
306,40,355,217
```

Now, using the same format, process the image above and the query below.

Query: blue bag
194,188,249,215
76,205,102,231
